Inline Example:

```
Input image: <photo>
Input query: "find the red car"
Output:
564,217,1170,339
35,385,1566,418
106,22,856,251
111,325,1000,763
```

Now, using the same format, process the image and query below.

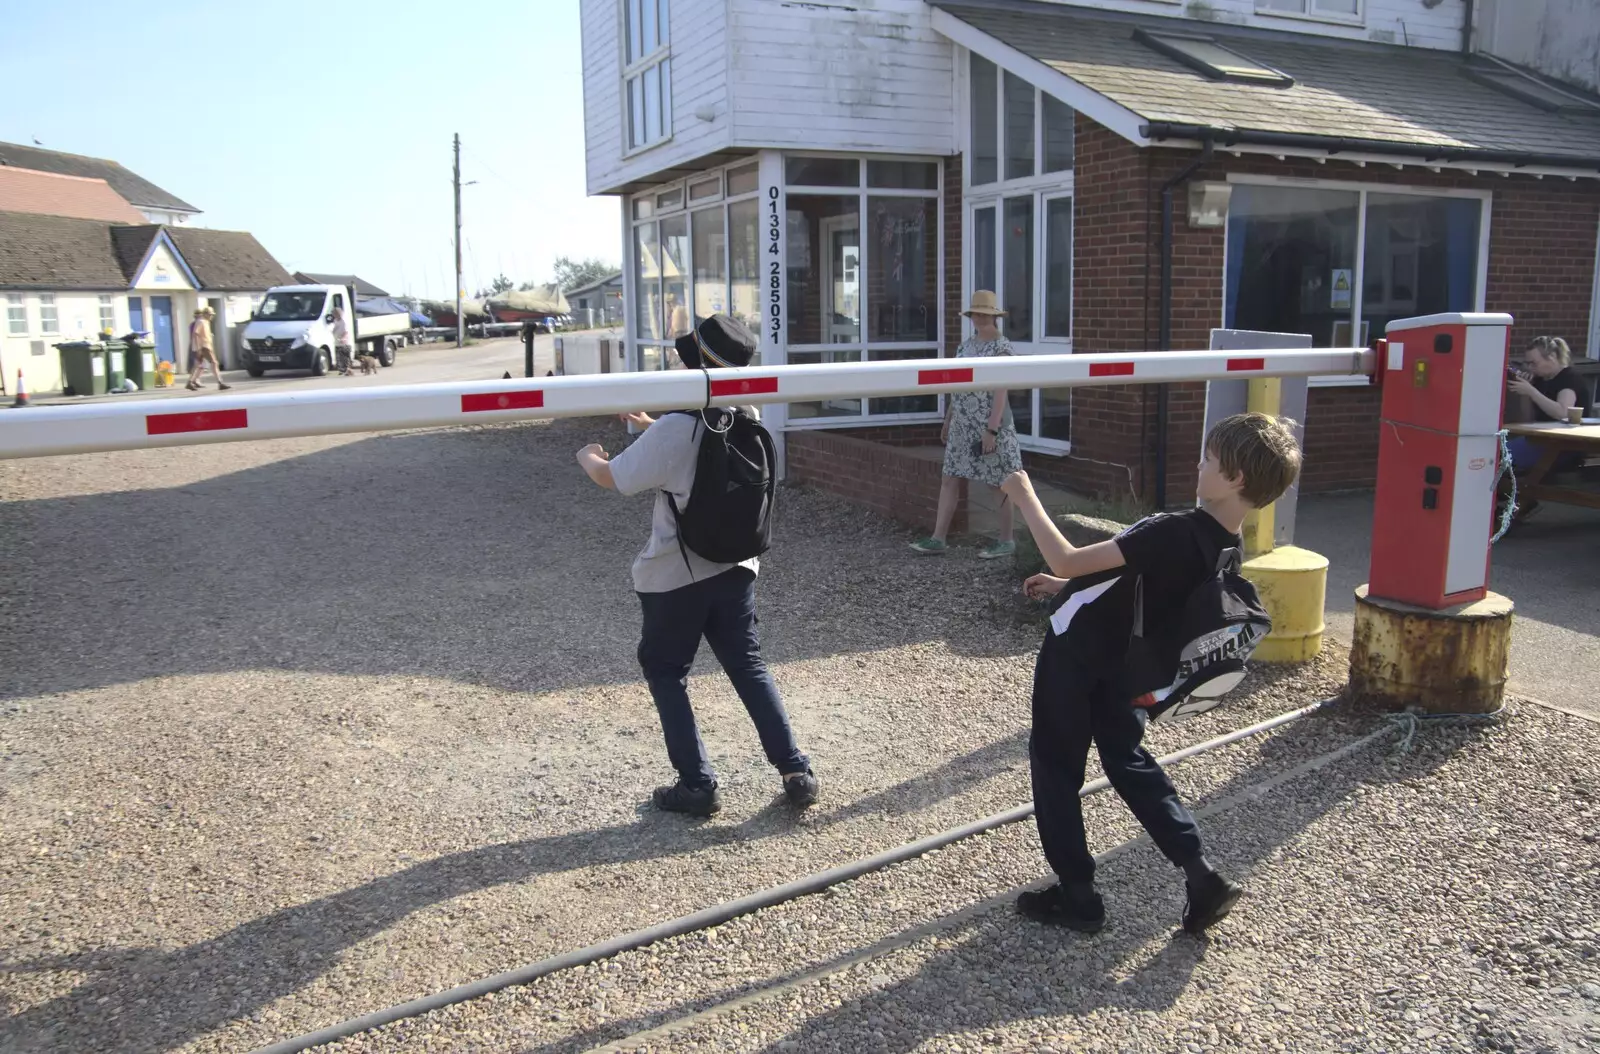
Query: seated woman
1503,335,1595,523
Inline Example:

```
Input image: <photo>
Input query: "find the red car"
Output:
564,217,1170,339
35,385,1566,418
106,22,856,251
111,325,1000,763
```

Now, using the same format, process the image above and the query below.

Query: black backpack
665,408,777,570
1123,527,1273,723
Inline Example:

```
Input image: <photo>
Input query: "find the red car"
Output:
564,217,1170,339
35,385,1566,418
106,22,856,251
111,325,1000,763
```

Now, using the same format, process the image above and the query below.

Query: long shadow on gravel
528,712,1474,1054
0,730,1041,1054
0,419,1032,705
0,805,793,1054
738,717,1471,1054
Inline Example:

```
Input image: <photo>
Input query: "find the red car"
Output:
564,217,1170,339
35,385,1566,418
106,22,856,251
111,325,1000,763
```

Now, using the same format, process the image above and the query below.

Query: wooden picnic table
1505,420,1600,510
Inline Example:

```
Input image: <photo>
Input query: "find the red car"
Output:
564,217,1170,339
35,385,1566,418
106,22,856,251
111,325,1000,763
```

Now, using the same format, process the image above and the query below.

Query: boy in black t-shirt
999,413,1303,934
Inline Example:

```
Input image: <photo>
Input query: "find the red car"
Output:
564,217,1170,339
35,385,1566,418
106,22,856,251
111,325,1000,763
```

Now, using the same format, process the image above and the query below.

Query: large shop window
1225,183,1484,379
624,0,672,151
966,49,1077,448
631,160,761,372
785,158,942,420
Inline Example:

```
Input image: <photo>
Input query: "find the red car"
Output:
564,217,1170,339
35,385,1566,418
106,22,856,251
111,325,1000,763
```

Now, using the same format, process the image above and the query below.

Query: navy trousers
1030,639,1204,884
637,567,808,789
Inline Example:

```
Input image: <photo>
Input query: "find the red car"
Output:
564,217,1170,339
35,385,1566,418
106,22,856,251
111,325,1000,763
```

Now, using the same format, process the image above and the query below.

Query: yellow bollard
1238,377,1329,662
1243,545,1329,661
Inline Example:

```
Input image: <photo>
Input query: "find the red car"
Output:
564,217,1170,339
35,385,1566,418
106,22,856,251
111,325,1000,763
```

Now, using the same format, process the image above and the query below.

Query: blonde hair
1528,335,1571,368
1205,412,1302,508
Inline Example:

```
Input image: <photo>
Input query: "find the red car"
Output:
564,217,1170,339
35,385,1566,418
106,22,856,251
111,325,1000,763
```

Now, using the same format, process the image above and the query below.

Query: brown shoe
217,383,232,390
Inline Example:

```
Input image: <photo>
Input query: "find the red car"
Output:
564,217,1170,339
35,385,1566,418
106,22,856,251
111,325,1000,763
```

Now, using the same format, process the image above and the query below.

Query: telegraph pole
453,133,463,349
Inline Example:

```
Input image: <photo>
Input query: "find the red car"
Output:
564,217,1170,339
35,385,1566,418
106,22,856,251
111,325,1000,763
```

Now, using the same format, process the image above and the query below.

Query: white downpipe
0,347,1374,461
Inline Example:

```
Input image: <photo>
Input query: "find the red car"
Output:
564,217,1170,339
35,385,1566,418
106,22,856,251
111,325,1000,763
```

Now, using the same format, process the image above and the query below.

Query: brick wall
787,429,962,532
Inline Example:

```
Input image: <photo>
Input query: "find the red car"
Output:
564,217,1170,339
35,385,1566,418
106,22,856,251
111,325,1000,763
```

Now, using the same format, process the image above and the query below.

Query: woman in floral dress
910,290,1022,559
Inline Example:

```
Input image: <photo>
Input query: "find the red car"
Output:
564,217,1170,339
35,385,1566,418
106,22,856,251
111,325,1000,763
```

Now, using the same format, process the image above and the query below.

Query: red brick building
582,0,1600,520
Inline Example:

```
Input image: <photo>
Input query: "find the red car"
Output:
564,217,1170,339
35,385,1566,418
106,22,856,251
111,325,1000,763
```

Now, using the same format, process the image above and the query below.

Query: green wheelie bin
57,341,108,397
122,335,158,389
101,340,128,391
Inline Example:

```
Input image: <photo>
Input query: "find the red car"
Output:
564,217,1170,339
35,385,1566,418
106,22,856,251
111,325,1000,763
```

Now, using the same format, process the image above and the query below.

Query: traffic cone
11,369,29,408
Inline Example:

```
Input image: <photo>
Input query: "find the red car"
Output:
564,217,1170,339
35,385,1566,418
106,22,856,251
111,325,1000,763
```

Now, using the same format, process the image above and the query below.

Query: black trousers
1030,639,1204,885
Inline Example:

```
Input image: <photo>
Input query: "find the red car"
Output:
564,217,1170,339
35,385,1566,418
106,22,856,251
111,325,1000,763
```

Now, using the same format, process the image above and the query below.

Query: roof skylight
1134,28,1295,88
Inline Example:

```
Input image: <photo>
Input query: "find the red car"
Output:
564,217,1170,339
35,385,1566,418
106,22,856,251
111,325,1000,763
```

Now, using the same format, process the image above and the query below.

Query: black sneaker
1015,883,1105,933
652,781,721,816
783,770,819,808
1182,873,1244,934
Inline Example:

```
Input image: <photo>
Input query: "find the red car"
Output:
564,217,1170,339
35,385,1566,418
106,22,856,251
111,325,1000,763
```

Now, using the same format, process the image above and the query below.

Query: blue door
151,296,174,363
128,296,144,335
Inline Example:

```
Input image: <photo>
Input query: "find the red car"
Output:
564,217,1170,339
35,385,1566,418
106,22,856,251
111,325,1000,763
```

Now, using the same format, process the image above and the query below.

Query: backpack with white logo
666,407,777,569
1124,528,1272,723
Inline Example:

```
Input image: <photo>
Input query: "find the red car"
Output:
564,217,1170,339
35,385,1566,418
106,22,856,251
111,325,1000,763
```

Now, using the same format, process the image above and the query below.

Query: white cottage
0,212,291,393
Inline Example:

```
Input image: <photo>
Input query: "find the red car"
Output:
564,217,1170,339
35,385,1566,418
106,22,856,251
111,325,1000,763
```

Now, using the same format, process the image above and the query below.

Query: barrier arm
0,347,1373,461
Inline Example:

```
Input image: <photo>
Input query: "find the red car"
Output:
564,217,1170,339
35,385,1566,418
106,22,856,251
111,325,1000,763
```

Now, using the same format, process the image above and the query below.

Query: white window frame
961,49,1078,453
621,0,672,156
5,293,26,336
98,294,116,334
38,293,58,335
1589,214,1600,361
626,157,765,375
782,153,947,427
1254,0,1364,26
1222,173,1493,386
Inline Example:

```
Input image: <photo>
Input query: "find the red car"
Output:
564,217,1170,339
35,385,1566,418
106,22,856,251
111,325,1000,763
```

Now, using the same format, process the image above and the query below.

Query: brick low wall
786,429,963,534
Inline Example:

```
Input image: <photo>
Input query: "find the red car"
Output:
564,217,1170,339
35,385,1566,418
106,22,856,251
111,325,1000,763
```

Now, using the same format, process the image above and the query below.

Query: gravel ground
320,704,1600,1054
3,417,1594,1054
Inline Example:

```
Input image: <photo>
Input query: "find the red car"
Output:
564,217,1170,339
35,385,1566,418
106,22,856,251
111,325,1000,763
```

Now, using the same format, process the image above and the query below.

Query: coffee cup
1568,406,1584,425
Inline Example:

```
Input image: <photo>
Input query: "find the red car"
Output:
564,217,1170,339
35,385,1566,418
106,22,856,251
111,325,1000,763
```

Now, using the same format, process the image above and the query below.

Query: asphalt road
1297,491,1600,720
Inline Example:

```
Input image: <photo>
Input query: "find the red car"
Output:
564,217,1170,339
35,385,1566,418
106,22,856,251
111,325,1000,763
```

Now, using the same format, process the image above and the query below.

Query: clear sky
0,0,620,300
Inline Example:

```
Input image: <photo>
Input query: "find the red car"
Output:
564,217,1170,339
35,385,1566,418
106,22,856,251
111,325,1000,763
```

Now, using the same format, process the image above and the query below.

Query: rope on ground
1384,702,1510,755
1490,428,1517,544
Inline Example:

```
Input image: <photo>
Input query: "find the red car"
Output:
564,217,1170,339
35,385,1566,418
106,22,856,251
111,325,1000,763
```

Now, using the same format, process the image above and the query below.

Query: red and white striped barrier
0,347,1373,460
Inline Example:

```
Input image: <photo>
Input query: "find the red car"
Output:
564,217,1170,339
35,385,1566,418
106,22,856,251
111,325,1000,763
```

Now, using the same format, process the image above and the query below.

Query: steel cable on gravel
251,699,1342,1054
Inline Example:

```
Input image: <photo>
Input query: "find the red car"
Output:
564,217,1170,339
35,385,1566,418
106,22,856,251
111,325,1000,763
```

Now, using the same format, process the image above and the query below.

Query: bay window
964,50,1077,449
627,155,942,422
630,160,763,374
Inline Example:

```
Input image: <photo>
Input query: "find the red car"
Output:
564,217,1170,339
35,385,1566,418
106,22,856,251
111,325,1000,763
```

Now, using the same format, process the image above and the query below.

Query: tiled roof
0,212,132,290
935,2,1600,166
0,141,198,213
0,212,290,292
171,228,292,291
0,167,146,223
294,272,390,297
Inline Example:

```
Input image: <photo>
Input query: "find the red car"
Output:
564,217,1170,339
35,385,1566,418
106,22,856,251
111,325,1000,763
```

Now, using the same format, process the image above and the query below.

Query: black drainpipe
1155,138,1214,510
1462,0,1475,55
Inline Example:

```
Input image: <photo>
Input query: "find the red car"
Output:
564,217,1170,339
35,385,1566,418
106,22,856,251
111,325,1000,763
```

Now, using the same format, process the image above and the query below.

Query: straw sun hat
961,289,1007,317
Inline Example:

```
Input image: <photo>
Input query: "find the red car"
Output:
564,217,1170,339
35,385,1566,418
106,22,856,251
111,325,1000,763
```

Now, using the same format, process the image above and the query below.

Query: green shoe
909,537,948,555
978,540,1017,560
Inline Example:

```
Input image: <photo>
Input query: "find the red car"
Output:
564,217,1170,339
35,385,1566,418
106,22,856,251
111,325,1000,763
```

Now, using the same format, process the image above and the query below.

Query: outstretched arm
1000,471,1126,579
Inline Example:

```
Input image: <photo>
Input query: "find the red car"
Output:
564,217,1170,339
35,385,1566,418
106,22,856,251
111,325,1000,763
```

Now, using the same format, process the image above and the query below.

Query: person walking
185,306,230,391
575,314,819,817
909,289,1021,559
333,305,354,375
